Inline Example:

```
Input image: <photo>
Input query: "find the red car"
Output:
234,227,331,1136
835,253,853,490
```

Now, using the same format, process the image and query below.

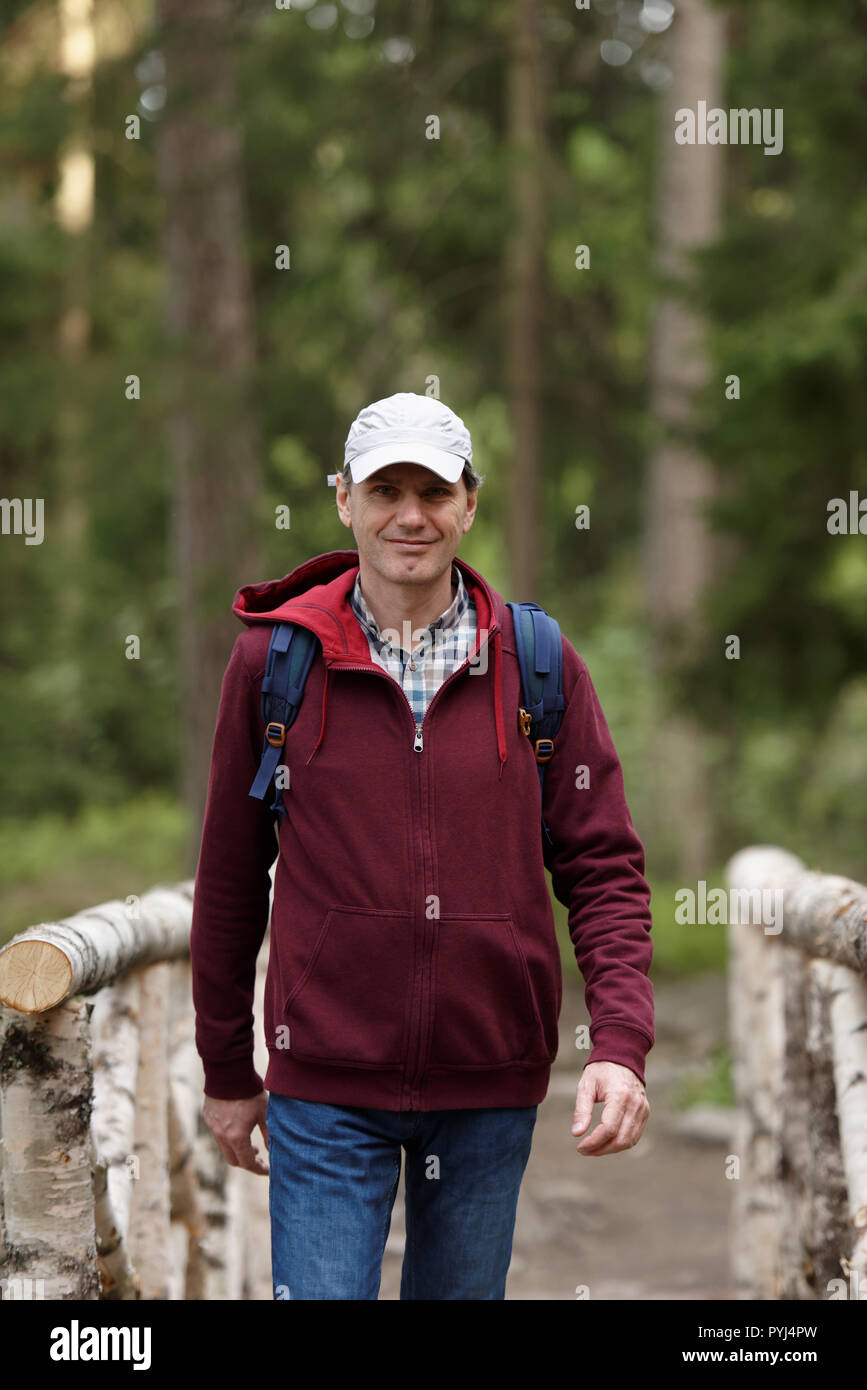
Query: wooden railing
0,885,271,1300
5,849,866,1302
726,846,867,1301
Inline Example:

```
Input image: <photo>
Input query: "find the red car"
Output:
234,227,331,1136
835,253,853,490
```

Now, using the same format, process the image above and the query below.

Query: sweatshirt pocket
282,905,412,1068
427,913,551,1068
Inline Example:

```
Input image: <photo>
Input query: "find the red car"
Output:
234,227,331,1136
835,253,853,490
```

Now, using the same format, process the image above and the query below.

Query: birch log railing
726,846,867,1301
0,884,272,1300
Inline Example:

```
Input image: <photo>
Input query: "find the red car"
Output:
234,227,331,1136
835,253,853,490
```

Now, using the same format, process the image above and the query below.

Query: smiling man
340,459,474,665
190,391,654,1300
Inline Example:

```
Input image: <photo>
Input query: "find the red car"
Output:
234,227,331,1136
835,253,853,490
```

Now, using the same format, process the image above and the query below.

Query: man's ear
335,476,353,528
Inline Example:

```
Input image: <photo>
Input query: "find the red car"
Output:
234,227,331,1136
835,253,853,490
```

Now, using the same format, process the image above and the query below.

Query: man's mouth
386,539,432,548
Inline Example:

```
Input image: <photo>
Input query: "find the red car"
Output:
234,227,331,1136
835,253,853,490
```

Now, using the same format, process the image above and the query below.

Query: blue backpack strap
249,621,320,820
507,601,566,851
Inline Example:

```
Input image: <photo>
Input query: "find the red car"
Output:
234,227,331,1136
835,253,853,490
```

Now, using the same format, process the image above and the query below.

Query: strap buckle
518,708,532,737
534,738,554,763
265,721,286,748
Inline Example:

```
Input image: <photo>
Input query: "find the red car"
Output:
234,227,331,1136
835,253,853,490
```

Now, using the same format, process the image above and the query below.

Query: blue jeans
266,1094,538,1300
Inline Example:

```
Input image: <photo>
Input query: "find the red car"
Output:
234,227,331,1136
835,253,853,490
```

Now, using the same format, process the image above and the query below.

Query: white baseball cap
344,392,472,484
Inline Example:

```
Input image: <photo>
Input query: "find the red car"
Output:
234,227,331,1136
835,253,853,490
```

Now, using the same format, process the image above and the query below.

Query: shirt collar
350,560,469,645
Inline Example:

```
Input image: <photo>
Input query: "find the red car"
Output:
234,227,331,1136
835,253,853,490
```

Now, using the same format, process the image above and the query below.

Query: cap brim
349,443,465,484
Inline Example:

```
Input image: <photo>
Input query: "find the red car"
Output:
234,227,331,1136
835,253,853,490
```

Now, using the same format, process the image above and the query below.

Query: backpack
248,600,565,853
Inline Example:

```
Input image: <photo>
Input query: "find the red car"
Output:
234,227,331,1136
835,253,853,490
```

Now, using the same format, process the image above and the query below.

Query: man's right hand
202,1091,270,1176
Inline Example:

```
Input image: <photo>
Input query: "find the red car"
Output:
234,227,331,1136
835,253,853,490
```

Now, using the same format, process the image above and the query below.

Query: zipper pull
413,724,423,752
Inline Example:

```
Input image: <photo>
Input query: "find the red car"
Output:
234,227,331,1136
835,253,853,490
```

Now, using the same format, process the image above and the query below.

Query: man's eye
373,487,447,497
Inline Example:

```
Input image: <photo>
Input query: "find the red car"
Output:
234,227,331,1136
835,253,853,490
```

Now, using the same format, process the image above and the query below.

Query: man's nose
395,495,426,525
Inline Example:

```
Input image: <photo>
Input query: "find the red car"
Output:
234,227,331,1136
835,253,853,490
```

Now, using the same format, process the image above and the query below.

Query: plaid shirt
348,561,478,728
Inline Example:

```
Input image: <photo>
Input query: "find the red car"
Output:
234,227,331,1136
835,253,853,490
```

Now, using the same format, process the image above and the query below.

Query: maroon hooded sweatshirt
190,548,654,1109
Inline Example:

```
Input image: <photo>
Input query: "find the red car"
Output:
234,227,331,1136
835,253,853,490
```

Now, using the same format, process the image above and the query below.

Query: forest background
2,1,865,1107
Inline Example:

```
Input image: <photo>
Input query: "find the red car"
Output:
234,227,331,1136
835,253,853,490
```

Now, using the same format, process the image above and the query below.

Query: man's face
335,460,476,587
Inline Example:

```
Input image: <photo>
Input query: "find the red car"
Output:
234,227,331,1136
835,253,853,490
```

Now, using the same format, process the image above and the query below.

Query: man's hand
571,1061,649,1156
202,1091,270,1175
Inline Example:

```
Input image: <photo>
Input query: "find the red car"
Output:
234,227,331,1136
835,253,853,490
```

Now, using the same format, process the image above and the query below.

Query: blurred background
1,0,866,1137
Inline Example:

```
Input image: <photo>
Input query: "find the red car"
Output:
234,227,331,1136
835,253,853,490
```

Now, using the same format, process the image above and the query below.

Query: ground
378,970,736,1300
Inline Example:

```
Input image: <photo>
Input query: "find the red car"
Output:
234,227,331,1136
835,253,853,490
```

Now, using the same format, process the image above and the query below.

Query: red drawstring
493,628,506,779
306,665,329,764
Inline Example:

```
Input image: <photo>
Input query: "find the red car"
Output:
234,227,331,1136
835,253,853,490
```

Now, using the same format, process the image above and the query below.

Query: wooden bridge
0,846,865,1300
725,847,867,1301
0,884,272,1299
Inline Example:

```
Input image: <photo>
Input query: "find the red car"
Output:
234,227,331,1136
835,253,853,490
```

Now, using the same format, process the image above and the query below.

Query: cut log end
0,939,74,1013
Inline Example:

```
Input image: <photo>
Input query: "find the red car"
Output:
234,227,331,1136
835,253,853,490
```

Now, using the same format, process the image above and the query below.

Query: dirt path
379,971,736,1300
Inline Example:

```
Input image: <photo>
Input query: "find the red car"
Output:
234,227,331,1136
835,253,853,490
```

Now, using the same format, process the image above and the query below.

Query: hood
232,548,508,776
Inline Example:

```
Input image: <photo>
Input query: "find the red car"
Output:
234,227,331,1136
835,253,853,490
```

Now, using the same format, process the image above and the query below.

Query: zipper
328,621,499,1103
328,661,423,749
410,624,498,1099
330,619,498,753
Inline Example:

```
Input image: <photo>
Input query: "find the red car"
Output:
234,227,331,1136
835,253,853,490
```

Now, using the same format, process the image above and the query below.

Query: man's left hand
571,1060,649,1156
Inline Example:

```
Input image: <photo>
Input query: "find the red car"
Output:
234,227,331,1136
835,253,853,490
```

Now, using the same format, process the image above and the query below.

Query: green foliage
1,1,865,933
672,1044,735,1111
552,872,729,983
687,1,867,720
0,793,189,943
647,877,729,979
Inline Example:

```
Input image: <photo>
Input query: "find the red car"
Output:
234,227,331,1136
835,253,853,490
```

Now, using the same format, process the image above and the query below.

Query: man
190,391,653,1300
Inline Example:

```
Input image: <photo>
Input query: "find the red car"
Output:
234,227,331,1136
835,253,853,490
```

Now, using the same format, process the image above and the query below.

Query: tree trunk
726,897,786,1298
778,946,812,1298
726,847,867,1295
0,999,99,1299
725,846,867,973
126,962,172,1298
804,958,852,1294
154,0,263,864
504,0,546,600
90,970,143,1298
0,883,194,1012
643,0,727,880
165,957,208,1299
821,959,867,1281
54,0,95,748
